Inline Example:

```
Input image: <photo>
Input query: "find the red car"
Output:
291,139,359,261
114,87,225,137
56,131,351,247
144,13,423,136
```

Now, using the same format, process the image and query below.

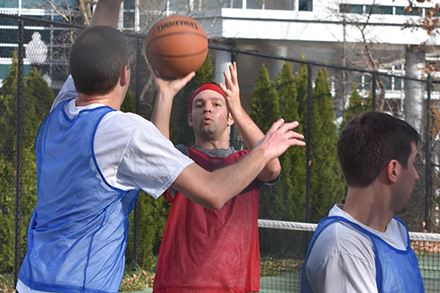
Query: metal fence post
305,64,312,224
14,18,24,289
371,73,376,111
425,75,432,232
304,64,313,255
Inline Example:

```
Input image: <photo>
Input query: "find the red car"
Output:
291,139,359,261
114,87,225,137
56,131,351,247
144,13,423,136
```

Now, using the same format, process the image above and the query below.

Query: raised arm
218,62,302,182
150,68,195,138
91,0,122,28
172,118,305,209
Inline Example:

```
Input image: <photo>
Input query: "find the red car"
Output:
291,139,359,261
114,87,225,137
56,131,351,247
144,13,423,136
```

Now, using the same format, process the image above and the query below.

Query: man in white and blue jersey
301,111,424,293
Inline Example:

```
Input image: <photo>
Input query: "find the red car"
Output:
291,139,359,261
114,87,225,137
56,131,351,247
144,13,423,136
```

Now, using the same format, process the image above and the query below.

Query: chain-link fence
1,13,439,291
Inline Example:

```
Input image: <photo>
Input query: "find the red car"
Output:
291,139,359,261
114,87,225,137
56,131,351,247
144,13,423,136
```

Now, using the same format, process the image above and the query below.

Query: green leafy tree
0,52,37,153
249,65,281,219
340,82,372,130
120,86,135,113
295,55,308,127
125,192,169,269
276,62,306,222
309,68,345,223
249,64,286,256
249,64,280,134
169,53,215,146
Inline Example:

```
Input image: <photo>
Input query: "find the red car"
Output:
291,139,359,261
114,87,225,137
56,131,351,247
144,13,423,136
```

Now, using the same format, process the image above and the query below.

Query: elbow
197,189,226,210
202,195,225,210
258,165,281,183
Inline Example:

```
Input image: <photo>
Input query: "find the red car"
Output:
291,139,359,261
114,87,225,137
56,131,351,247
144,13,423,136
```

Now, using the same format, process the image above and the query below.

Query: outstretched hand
218,62,241,114
151,65,195,99
257,119,306,160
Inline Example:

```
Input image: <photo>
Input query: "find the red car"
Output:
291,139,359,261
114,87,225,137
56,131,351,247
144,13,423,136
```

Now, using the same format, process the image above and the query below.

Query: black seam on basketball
146,31,207,51
147,47,208,59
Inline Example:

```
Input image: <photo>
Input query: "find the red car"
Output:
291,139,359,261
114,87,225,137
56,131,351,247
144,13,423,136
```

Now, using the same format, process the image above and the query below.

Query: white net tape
258,219,440,242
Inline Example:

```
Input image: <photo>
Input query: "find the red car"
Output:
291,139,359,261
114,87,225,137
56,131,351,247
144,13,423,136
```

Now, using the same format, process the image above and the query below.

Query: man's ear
120,65,129,87
227,113,234,127
187,113,193,127
385,159,399,184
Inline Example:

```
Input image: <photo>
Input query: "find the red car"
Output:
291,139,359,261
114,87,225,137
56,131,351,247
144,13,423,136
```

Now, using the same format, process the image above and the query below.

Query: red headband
190,83,225,111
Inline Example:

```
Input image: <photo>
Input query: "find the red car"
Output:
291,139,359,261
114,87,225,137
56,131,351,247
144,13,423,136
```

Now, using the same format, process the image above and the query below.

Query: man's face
393,142,419,214
188,89,233,139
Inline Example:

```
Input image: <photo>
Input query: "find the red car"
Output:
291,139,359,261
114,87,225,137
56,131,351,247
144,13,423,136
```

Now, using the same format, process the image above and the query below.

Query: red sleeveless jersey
153,147,260,293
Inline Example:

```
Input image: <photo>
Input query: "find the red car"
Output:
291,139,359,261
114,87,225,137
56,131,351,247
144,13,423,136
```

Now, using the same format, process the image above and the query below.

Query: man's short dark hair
337,111,420,188
70,26,130,96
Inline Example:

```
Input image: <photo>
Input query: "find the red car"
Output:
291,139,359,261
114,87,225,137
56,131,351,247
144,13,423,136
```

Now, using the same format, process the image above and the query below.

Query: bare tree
323,0,402,113
42,0,95,25
404,0,440,36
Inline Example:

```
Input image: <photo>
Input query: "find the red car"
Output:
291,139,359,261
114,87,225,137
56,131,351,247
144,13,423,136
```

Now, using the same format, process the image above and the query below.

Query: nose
203,104,212,112
415,170,419,182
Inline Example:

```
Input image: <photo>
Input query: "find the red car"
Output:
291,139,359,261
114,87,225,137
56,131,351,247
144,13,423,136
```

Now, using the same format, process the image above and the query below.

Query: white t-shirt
17,76,194,293
305,204,408,293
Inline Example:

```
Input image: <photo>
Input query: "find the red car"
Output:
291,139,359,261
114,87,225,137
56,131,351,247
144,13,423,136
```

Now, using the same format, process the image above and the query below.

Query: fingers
222,69,232,90
286,132,306,146
230,62,238,85
267,119,306,146
181,71,196,84
218,82,229,95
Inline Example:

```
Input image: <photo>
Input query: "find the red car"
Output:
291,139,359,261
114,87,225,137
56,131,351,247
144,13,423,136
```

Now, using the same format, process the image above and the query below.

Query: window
365,5,393,15
232,0,242,8
266,0,294,10
299,0,312,11
340,4,363,14
247,0,262,9
395,6,422,16
0,0,17,8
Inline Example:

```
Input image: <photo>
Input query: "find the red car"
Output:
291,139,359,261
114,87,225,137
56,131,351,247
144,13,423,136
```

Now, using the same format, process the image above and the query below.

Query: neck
76,92,121,110
194,129,230,150
342,185,394,232
194,138,230,150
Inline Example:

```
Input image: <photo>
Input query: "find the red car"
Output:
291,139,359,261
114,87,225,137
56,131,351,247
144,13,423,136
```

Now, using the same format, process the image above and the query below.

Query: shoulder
306,221,377,293
95,111,177,157
99,111,154,134
309,221,375,268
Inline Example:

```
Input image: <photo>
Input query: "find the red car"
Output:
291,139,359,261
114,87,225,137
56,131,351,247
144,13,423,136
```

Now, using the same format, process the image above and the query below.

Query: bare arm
171,119,305,209
91,0,122,28
218,62,303,182
150,68,195,138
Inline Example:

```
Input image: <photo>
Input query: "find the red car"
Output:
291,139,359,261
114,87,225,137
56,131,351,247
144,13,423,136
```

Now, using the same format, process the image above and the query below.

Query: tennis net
258,219,440,293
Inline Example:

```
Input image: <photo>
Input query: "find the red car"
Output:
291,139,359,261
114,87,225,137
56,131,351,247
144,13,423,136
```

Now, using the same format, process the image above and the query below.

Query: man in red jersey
151,62,305,293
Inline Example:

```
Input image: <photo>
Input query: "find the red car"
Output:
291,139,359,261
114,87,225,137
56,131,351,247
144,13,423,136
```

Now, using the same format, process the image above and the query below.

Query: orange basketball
145,15,208,79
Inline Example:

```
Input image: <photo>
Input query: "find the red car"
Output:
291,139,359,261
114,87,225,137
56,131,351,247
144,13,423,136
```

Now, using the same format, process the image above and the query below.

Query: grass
260,257,303,277
119,262,156,292
0,273,14,293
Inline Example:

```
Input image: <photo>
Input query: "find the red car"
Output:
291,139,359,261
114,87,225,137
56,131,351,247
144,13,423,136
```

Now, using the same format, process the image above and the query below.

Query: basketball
145,15,208,79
